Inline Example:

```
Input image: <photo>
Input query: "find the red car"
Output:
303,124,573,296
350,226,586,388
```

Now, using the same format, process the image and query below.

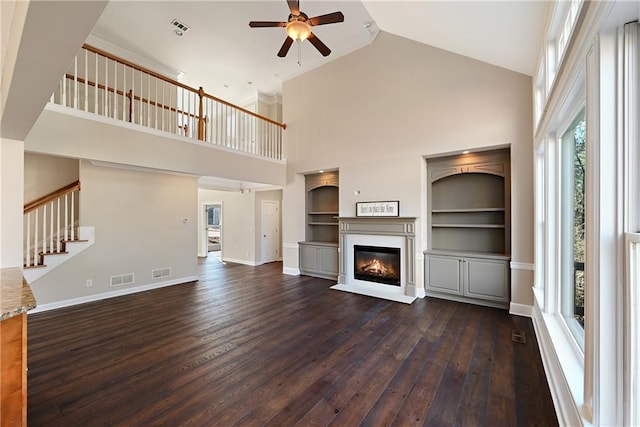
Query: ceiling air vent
171,19,190,36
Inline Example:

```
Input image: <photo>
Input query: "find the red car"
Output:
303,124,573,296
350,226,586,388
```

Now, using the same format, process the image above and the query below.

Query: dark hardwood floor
27,256,557,426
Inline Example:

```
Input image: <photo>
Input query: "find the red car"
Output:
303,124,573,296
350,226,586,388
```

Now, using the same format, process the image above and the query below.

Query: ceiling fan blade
308,11,344,26
307,32,331,57
287,0,300,15
277,37,294,57
249,21,287,28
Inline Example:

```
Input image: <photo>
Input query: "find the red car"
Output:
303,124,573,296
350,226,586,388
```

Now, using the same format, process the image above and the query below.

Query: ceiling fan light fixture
286,20,311,41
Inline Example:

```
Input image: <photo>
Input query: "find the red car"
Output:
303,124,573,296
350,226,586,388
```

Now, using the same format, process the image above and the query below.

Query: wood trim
0,313,27,426
201,93,286,129
81,44,286,130
83,44,197,92
64,74,199,120
24,180,80,214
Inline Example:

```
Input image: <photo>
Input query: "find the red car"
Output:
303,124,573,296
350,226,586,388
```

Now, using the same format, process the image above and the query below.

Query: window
560,108,586,345
207,205,221,227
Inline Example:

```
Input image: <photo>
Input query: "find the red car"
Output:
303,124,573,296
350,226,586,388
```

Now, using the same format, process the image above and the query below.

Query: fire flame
361,258,388,276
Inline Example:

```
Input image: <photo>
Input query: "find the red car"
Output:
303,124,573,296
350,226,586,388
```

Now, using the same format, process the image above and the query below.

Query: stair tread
40,251,70,256
24,264,47,269
61,239,89,243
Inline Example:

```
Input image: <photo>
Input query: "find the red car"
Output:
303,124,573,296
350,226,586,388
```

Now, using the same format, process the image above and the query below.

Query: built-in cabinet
299,171,339,280
424,149,511,309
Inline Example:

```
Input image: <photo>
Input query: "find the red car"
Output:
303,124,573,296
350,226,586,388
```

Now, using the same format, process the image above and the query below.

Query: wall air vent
110,273,135,287
151,267,171,280
171,19,190,33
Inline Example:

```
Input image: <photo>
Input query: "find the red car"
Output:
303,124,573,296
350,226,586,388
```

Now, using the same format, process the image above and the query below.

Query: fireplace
331,216,417,304
354,245,400,286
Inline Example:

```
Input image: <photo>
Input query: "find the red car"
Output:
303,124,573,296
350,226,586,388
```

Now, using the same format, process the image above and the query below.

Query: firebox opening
354,245,401,286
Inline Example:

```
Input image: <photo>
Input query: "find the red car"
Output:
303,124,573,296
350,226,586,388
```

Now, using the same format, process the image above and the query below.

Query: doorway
205,203,222,259
261,200,280,263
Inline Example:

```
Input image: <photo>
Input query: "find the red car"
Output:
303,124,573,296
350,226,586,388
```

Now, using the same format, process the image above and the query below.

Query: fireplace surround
331,217,417,304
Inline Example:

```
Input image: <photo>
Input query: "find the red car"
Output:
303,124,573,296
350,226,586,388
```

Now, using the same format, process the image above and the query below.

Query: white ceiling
90,0,549,104
89,0,550,189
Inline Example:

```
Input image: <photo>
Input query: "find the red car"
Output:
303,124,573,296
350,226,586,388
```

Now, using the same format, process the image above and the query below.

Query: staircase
23,181,94,283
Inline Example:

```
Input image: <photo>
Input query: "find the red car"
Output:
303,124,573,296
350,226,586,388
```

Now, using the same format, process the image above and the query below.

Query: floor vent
152,267,171,279
110,273,135,287
512,330,526,344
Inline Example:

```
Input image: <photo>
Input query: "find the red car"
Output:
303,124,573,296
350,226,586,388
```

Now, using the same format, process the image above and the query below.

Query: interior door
261,200,279,263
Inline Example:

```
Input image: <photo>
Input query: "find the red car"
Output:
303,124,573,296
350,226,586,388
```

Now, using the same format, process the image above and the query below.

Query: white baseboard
223,258,257,266
509,302,533,317
29,275,199,313
283,267,300,276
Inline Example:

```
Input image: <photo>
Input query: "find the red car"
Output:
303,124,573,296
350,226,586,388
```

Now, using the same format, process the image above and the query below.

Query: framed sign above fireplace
356,201,399,217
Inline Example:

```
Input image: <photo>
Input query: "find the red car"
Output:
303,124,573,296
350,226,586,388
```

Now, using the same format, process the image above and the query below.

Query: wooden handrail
24,181,80,214
201,92,286,129
81,44,286,129
64,74,199,120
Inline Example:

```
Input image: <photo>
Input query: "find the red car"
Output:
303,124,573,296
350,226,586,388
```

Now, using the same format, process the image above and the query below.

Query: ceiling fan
249,0,344,58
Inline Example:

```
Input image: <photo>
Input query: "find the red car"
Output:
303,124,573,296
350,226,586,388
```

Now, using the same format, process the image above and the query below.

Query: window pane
561,109,586,344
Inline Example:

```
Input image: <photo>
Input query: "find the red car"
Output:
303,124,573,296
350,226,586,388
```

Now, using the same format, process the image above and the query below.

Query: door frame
203,202,223,258
261,200,280,264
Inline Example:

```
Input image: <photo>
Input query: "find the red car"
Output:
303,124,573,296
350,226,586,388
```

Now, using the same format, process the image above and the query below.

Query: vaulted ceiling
90,1,550,104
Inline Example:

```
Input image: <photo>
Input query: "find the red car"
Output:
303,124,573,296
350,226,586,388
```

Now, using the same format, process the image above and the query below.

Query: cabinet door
299,245,319,272
425,255,462,295
319,246,339,276
464,258,508,302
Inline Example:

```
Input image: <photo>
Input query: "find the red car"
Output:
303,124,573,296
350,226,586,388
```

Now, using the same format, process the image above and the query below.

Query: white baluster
94,51,98,114
26,212,31,267
64,193,69,242
146,73,149,126
71,191,76,240
50,201,54,252
57,198,61,252
34,209,39,265
122,64,127,122
62,71,67,107
42,203,48,254
74,55,78,109
84,48,88,111
104,55,109,117
114,60,118,119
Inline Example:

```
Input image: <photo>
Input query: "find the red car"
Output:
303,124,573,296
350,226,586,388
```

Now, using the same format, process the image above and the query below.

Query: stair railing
50,44,286,160
23,181,80,268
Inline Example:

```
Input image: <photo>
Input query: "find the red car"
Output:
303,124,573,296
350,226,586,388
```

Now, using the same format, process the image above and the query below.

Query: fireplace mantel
332,217,417,303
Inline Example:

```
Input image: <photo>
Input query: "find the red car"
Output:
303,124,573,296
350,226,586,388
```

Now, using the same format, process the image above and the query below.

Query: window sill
532,296,592,426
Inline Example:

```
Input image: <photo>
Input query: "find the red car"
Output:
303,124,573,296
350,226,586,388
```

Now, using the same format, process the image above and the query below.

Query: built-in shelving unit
299,171,339,280
424,149,511,309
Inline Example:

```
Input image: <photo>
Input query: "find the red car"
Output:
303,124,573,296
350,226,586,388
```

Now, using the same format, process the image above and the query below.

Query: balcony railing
50,44,286,160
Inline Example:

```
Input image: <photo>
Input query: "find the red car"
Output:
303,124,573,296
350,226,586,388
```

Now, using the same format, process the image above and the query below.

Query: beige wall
0,138,24,267
198,188,255,263
26,108,286,187
197,188,283,264
282,31,534,305
30,160,198,305
24,152,79,203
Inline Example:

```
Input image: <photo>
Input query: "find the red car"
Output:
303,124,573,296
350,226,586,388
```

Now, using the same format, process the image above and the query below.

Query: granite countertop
1,267,37,321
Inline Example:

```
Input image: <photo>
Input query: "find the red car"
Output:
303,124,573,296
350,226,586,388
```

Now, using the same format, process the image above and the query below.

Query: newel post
126,89,133,122
198,86,205,141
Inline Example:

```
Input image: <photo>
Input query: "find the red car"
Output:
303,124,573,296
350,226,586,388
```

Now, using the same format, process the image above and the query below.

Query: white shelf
309,222,339,226
308,211,339,215
432,208,505,213
432,224,505,229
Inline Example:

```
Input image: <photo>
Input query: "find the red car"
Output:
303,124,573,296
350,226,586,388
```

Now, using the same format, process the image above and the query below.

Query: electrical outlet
86,279,93,287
